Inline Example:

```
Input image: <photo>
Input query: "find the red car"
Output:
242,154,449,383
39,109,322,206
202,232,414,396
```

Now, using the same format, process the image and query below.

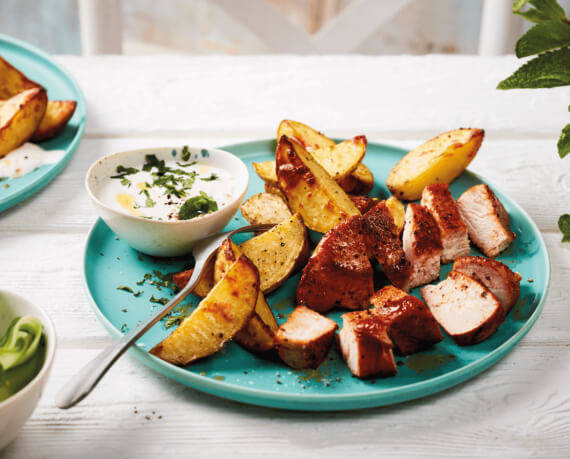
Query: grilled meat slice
350,195,379,214
274,306,338,369
402,203,443,289
456,184,515,257
370,285,443,355
363,202,411,290
452,256,521,314
337,310,397,378
420,271,504,345
296,215,374,313
421,184,470,264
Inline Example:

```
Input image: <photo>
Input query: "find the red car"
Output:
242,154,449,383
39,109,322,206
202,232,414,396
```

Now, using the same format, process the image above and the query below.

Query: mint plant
497,0,570,239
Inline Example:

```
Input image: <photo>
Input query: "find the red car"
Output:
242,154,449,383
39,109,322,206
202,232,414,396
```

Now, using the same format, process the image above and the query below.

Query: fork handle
55,263,204,409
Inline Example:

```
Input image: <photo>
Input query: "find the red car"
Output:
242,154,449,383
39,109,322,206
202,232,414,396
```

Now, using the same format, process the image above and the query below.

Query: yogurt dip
0,143,65,179
97,148,236,221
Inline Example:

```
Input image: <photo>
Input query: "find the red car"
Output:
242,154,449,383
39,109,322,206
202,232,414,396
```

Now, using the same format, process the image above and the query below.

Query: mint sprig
558,214,570,242
515,20,570,57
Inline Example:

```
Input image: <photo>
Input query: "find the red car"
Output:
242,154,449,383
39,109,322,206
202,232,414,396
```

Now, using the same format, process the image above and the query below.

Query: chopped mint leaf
117,285,134,294
181,173,197,190
558,214,570,242
178,191,218,220
120,177,131,187
150,295,169,305
558,123,570,158
200,173,219,181
176,161,197,168
145,196,156,208
142,154,167,175
165,314,184,329
497,47,570,89
514,0,566,23
181,145,191,161
515,20,570,57
111,165,139,179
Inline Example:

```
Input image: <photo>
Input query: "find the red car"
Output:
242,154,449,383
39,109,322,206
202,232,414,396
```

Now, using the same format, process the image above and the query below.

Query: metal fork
55,223,275,409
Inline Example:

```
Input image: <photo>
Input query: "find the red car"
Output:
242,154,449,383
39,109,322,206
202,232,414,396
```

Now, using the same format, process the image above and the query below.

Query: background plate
84,139,550,411
0,34,87,212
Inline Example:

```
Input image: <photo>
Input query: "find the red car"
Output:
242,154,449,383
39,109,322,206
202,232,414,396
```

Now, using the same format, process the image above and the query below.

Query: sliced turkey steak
421,183,470,264
420,271,504,345
402,203,443,289
452,256,521,314
337,310,397,379
456,184,515,257
274,306,338,369
370,285,443,355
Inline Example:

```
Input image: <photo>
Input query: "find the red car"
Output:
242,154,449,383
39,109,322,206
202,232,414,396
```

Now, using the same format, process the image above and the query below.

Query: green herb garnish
117,285,134,294
150,295,169,305
165,315,184,329
200,173,219,181
111,165,139,179
120,177,131,187
178,191,218,220
181,145,191,161
176,161,197,168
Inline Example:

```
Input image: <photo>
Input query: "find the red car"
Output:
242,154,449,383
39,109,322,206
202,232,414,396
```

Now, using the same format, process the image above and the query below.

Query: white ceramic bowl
86,146,249,257
0,289,57,450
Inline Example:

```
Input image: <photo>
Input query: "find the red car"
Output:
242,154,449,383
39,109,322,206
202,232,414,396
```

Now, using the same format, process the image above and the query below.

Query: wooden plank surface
2,56,569,458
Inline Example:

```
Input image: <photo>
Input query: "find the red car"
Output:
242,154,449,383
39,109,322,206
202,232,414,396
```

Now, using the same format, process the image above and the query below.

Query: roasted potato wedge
239,212,310,292
264,182,287,199
172,257,216,299
253,160,278,186
240,192,292,225
276,137,360,233
215,239,278,352
0,56,42,99
31,100,77,142
277,119,365,180
385,196,405,234
386,128,484,201
338,163,374,195
254,159,374,196
150,255,259,365
0,88,47,158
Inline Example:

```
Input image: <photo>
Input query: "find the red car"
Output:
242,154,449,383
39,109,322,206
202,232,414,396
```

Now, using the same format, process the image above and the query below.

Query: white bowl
86,146,249,257
0,289,57,450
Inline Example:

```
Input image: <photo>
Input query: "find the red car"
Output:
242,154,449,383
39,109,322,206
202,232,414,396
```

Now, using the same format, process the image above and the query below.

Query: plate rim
0,33,87,212
82,138,551,411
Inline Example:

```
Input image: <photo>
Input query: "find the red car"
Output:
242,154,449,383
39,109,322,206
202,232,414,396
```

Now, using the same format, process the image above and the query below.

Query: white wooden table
2,55,570,458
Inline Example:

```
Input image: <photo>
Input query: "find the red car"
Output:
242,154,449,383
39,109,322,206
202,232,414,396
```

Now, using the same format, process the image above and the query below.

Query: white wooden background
1,55,570,458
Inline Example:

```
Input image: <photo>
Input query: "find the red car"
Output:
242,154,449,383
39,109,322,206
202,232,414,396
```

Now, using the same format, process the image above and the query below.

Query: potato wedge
385,196,405,234
0,88,47,158
338,163,374,195
240,192,291,225
239,212,310,292
276,137,360,233
0,56,42,99
264,182,286,200
254,159,374,196
277,120,365,180
150,255,259,365
31,100,77,142
172,257,216,299
386,128,484,201
215,239,278,352
253,160,278,186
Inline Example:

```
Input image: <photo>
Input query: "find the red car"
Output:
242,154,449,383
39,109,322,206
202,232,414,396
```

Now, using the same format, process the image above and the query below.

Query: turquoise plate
0,34,86,212
84,139,550,411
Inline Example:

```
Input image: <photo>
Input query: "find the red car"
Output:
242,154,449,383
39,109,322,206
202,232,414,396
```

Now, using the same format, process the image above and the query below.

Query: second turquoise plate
83,139,550,411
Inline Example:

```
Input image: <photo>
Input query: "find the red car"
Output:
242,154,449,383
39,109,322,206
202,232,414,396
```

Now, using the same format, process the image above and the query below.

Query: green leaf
200,173,219,181
178,191,218,220
558,214,570,241
514,0,567,23
558,124,570,158
181,145,191,162
497,47,570,89
515,21,570,57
